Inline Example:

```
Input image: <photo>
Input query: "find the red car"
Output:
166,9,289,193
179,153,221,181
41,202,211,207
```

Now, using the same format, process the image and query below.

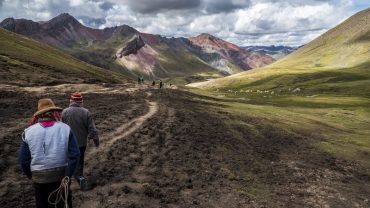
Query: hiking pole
48,176,70,208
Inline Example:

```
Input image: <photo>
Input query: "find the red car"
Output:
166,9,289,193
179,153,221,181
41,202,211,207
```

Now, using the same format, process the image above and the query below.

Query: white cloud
0,0,366,46
234,2,337,34
69,0,84,7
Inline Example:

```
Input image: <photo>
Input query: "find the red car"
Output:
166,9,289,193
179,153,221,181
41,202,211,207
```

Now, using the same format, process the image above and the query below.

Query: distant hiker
159,80,163,89
19,98,80,208
137,77,141,85
62,92,100,191
141,77,144,84
152,80,156,86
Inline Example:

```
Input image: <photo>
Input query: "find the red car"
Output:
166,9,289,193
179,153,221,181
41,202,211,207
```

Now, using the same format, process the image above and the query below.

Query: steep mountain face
0,13,275,80
0,18,41,36
0,28,126,86
189,33,274,74
243,45,296,60
190,8,370,96
118,33,222,78
1,13,105,48
115,34,164,76
119,35,145,56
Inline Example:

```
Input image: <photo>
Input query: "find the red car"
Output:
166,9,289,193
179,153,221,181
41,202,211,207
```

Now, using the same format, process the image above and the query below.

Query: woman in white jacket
19,98,80,208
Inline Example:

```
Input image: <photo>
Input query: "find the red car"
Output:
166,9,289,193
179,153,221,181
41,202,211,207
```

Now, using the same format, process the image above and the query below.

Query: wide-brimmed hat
33,98,62,117
70,92,83,103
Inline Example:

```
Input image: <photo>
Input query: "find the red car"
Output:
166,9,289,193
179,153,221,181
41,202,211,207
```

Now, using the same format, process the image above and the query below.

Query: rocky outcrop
119,35,145,57
0,18,41,36
189,33,274,73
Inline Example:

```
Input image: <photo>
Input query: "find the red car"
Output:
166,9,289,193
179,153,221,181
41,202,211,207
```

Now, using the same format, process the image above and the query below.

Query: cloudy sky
0,0,369,46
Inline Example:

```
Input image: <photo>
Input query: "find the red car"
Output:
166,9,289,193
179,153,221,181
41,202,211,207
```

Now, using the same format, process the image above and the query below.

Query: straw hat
33,98,62,117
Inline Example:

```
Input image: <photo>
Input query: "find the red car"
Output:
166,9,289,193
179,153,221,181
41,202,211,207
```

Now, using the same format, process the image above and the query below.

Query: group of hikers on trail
18,92,99,208
139,76,164,88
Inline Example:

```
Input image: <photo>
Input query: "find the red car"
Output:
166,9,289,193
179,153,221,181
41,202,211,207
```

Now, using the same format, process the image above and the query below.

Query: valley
0,3,369,208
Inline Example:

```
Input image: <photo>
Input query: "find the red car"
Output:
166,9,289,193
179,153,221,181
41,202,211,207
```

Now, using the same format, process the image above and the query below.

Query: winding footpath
86,100,158,158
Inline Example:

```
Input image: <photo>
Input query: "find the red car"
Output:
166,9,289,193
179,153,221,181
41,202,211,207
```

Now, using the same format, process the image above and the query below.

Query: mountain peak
54,13,74,20
0,17,40,35
47,13,81,27
0,17,15,28
190,33,238,50
199,33,213,37
1,17,15,23
196,33,217,40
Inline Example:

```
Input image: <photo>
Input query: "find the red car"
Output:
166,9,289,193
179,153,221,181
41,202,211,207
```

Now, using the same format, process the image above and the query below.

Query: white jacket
23,122,70,171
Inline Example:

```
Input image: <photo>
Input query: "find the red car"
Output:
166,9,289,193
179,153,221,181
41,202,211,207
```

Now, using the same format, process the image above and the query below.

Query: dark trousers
74,146,86,182
34,181,72,208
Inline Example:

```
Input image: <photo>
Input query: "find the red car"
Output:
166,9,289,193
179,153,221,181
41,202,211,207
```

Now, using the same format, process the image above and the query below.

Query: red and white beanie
70,92,83,103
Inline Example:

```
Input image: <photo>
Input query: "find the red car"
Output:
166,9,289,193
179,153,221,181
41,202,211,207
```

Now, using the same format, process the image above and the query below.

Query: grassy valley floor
189,87,370,207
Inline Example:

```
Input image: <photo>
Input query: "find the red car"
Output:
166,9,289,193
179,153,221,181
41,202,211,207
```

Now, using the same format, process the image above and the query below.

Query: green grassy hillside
0,28,127,86
189,8,370,172
269,8,370,70
191,8,370,96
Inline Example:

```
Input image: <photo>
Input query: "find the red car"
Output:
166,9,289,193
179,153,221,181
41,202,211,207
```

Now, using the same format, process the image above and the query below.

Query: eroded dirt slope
0,85,369,207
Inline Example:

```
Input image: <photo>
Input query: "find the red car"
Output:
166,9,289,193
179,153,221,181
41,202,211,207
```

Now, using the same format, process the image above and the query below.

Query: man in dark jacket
19,98,80,208
62,92,99,190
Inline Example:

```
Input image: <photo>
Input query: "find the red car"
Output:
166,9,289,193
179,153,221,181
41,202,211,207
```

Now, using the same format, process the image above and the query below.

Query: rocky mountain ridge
1,13,284,80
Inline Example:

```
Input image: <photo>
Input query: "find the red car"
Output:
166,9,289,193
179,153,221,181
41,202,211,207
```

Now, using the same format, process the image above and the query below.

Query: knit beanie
70,92,83,103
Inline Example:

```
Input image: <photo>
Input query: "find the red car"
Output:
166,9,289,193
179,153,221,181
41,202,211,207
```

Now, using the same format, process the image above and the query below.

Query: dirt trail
75,99,177,208
75,91,165,207
87,100,158,159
